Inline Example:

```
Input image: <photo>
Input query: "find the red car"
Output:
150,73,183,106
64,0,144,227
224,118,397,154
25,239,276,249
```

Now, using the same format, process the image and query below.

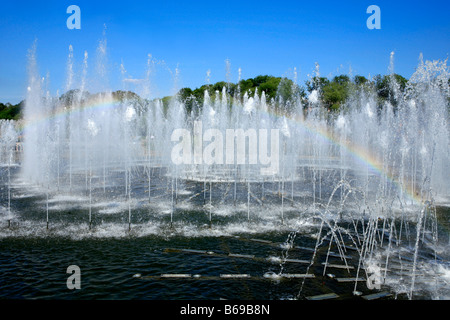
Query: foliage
0,101,23,120
305,76,330,93
0,72,419,120
374,74,408,99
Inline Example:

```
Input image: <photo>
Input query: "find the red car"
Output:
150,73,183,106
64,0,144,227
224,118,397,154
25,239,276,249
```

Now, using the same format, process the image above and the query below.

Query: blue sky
0,0,449,104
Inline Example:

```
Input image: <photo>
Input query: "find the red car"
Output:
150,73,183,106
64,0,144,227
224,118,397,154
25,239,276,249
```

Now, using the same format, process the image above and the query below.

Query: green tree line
0,101,23,120
177,73,409,114
0,73,425,120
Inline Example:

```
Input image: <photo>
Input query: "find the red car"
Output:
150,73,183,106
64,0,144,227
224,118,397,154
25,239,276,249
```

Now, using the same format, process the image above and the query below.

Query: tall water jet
2,37,448,300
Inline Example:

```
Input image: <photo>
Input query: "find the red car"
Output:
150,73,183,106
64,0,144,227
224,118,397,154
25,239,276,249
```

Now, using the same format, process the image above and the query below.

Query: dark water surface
0,233,351,299
0,167,448,300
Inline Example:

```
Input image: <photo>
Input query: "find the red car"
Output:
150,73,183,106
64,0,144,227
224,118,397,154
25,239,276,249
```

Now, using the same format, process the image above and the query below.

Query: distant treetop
0,72,426,120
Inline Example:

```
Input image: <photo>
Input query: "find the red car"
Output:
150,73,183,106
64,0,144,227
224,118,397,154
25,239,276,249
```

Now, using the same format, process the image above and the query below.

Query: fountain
0,40,449,300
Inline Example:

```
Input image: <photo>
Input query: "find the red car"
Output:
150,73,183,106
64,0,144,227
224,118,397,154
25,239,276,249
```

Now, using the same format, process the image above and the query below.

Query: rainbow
17,94,123,133
281,112,424,206
242,98,425,207
16,93,424,206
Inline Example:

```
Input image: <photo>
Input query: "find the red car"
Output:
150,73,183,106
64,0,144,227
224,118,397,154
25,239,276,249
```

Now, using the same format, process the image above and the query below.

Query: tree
332,75,350,86
260,77,282,100
374,74,408,100
0,72,412,120
0,101,23,120
238,78,254,95
305,76,330,93
354,75,368,86
322,81,348,111
317,75,351,111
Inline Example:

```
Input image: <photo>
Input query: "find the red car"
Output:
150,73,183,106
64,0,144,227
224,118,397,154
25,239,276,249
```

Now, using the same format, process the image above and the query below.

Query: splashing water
0,40,449,300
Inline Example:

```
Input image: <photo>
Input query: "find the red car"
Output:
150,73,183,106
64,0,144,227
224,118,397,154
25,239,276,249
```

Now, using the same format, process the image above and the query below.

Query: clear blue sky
0,0,449,104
